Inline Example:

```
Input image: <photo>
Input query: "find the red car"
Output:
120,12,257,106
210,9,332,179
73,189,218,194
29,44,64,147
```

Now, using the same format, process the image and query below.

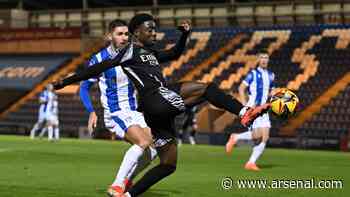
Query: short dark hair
259,48,269,55
128,13,154,34
108,19,128,32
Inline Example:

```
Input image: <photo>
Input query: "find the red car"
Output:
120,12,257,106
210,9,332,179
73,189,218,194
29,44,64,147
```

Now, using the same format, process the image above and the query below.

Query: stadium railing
25,0,350,35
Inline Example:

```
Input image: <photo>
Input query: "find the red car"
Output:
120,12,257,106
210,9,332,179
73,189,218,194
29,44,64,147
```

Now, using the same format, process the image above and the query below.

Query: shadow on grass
258,164,281,169
96,188,182,197
140,188,182,197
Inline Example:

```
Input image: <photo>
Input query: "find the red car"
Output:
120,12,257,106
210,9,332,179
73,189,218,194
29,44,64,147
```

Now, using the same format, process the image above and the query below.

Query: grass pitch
0,135,348,197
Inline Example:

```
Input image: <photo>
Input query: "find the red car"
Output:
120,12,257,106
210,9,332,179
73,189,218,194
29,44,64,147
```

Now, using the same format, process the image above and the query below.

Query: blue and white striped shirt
46,93,58,116
39,90,49,113
243,67,275,107
80,45,137,113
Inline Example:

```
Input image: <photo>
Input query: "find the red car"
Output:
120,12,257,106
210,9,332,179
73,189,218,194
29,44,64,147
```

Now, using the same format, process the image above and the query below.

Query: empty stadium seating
298,85,350,139
1,24,349,143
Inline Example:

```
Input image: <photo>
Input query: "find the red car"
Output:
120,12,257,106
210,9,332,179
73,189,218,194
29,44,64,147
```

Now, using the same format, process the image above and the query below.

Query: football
270,88,299,119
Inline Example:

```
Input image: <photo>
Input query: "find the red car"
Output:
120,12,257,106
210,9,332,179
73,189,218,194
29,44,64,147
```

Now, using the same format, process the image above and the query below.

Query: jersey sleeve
79,80,95,113
86,56,99,82
57,45,128,89
269,72,275,90
39,91,48,103
155,31,189,63
243,71,254,86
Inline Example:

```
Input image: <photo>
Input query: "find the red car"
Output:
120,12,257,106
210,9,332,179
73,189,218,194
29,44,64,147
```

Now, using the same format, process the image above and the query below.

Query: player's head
258,49,269,68
46,83,53,91
129,13,157,47
107,19,129,48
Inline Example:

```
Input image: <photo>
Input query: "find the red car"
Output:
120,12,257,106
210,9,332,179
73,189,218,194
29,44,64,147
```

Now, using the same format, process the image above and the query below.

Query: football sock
237,131,253,141
126,147,157,181
48,126,53,140
38,127,47,138
124,192,132,197
54,127,60,140
112,145,144,187
204,83,243,115
127,164,176,196
30,123,40,138
189,136,196,145
248,142,266,164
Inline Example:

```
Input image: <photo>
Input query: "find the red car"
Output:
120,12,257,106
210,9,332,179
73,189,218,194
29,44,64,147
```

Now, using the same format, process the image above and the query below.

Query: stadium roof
0,0,231,10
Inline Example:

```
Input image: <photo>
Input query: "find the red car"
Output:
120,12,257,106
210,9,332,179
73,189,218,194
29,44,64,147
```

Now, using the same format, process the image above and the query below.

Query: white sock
248,142,266,164
54,127,60,140
124,192,131,197
189,136,196,145
149,146,157,160
39,127,47,138
177,139,182,146
236,131,252,141
126,162,138,181
48,126,53,140
112,145,144,187
30,123,40,138
126,147,157,181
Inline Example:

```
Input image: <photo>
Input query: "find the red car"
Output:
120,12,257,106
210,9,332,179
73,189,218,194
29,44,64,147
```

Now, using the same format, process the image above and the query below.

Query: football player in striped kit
38,84,59,141
79,19,157,196
226,50,275,171
30,84,50,139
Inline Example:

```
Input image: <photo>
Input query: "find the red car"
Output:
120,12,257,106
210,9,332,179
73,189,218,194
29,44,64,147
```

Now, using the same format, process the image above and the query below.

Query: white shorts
104,110,148,139
38,107,46,122
46,114,59,125
251,113,271,129
38,112,46,122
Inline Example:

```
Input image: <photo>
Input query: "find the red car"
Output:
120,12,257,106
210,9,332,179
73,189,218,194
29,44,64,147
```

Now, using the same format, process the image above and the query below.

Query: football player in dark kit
54,14,270,196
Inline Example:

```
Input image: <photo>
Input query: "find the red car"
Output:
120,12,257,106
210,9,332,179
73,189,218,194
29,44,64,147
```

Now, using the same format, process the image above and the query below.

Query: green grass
0,135,348,197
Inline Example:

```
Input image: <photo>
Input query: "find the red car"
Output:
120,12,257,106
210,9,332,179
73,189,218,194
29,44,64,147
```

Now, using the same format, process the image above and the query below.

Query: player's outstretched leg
107,126,153,197
30,121,44,139
226,130,253,154
124,146,158,192
240,104,271,127
38,126,47,139
175,82,270,127
47,123,54,142
54,126,60,140
245,127,269,171
124,141,177,197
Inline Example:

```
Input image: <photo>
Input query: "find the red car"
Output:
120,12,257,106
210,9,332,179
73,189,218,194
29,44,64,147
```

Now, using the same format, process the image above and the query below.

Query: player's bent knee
160,164,176,174
195,82,209,91
182,81,208,95
261,129,270,142
139,134,153,148
251,131,261,140
126,126,152,148
262,135,269,143
138,137,153,149
253,139,262,146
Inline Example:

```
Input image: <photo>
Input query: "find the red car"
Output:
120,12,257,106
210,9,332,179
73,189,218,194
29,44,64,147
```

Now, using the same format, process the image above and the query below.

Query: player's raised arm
39,91,48,104
156,20,191,63
54,45,129,90
239,74,253,106
238,82,248,105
